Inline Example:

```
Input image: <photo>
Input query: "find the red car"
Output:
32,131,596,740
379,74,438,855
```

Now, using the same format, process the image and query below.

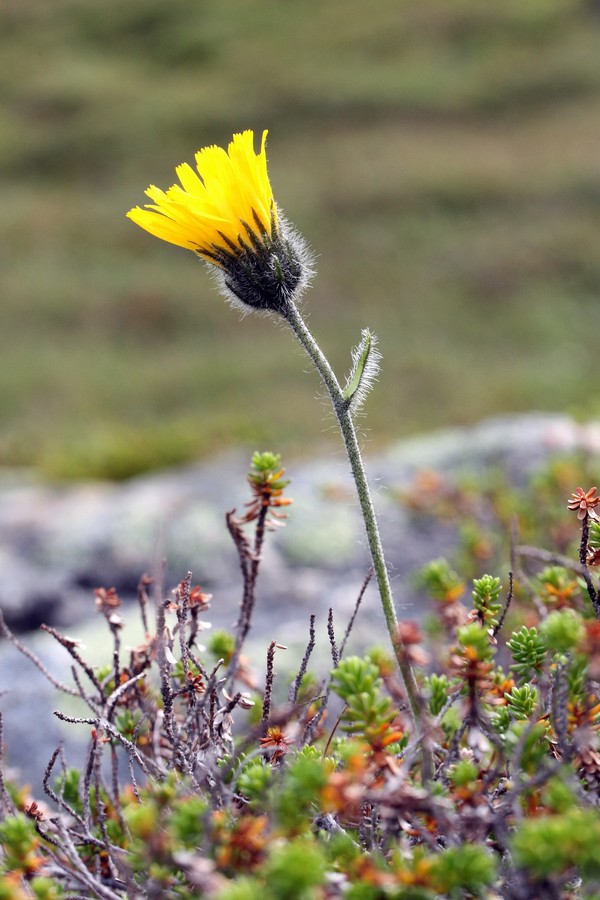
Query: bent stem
284,301,431,780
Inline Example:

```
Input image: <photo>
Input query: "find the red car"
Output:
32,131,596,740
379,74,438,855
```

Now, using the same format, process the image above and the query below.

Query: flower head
567,486,600,521
259,726,293,762
127,130,311,315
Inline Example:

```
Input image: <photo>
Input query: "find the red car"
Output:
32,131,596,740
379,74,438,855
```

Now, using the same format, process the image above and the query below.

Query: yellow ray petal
128,130,277,262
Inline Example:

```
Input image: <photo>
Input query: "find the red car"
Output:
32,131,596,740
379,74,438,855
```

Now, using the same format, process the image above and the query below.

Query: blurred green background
2,0,600,479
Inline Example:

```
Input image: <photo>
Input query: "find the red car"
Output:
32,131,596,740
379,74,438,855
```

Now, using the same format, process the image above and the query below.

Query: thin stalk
284,301,431,780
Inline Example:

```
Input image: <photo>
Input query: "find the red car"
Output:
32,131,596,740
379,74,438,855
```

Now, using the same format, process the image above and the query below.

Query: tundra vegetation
3,451,600,897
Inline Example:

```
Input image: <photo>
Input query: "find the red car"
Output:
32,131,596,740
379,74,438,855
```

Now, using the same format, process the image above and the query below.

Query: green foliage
342,329,380,413
125,799,160,845
416,559,464,603
540,609,585,654
247,452,289,491
512,808,600,879
505,683,539,719
331,656,398,742
115,708,147,741
429,845,496,896
493,706,512,734
502,720,549,774
589,521,600,553
0,814,39,874
507,625,546,680
543,778,577,814
209,630,236,663
275,751,329,833
536,566,582,609
218,879,265,900
568,654,588,698
424,672,452,716
236,761,275,810
448,759,478,788
440,705,463,741
262,838,327,900
456,622,494,662
471,574,502,629
168,796,209,849
331,656,382,701
0,879,15,900
31,879,64,900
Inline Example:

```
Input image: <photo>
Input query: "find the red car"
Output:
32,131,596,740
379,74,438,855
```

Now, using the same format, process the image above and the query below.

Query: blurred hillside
1,0,600,478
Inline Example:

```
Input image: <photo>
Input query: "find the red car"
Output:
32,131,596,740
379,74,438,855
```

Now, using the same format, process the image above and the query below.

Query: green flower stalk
281,303,425,743
127,130,427,768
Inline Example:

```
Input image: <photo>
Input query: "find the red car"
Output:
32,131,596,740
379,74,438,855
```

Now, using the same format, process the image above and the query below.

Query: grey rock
0,634,88,794
1,413,599,632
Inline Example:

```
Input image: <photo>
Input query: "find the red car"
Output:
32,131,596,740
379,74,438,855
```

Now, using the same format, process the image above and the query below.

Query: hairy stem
283,301,430,779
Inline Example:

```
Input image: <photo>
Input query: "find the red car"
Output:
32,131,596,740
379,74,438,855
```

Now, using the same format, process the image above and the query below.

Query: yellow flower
127,130,277,260
127,130,311,315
